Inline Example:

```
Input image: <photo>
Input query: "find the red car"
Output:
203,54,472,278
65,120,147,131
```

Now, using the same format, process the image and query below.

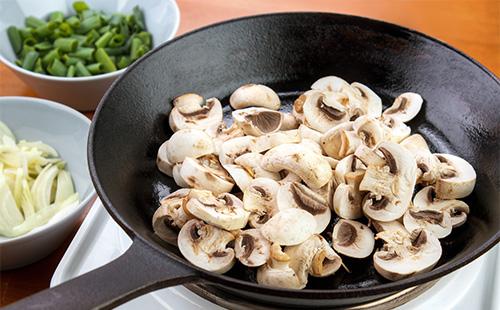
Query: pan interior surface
89,13,499,303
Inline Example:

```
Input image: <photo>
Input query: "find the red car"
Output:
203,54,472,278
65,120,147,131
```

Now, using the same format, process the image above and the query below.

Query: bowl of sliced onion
0,96,96,270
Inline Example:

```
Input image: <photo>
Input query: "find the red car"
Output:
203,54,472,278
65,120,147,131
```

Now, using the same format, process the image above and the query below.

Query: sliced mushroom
403,207,452,239
333,170,365,220
413,186,470,227
280,112,299,130
353,144,387,167
383,92,423,122
153,189,193,244
185,190,249,230
400,134,441,184
243,178,280,227
166,129,215,164
332,219,375,258
360,142,417,222
179,155,234,195
254,130,301,152
292,91,311,123
351,82,382,118
157,140,174,176
298,124,322,143
230,84,281,110
320,122,357,159
278,171,302,185
334,154,365,184
303,91,349,132
381,116,411,143
232,107,283,136
353,115,384,148
219,136,257,165
277,182,331,234
178,219,235,274
234,153,281,181
370,219,407,233
261,143,333,189
434,153,476,199
222,164,253,191
373,229,442,281
285,235,342,280
172,163,190,187
261,208,316,246
256,243,307,289
235,229,271,267
169,94,223,132
311,76,351,93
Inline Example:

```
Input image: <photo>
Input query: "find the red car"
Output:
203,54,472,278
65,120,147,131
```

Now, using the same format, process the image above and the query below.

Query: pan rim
88,12,500,299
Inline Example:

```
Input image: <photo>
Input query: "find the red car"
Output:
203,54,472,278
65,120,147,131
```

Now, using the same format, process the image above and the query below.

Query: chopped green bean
86,62,103,74
81,10,96,20
47,58,67,76
34,41,52,51
20,45,35,59
104,46,127,56
54,38,78,52
94,48,116,72
21,51,39,70
35,22,58,38
76,16,102,34
108,33,125,47
63,54,83,66
25,16,46,29
130,37,143,60
70,34,87,46
84,29,100,46
49,12,64,24
23,37,37,47
59,22,73,37
98,25,111,35
66,16,81,29
116,55,130,69
75,61,91,76
19,28,33,40
7,26,22,54
66,65,76,77
109,14,123,27
34,58,45,73
73,1,89,13
136,31,152,47
42,48,60,66
132,6,146,31
95,31,113,48
69,47,94,61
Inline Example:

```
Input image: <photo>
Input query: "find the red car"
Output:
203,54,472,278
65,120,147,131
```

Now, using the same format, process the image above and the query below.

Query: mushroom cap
400,134,431,154
311,76,351,93
320,122,355,159
332,219,375,258
277,182,331,234
381,116,411,143
222,164,253,192
298,124,322,143
302,91,349,133
232,107,283,136
185,190,249,230
157,140,174,176
382,92,423,122
373,229,442,281
234,152,281,181
261,208,317,246
353,115,384,148
179,155,234,195
261,143,333,189
280,112,299,130
350,82,382,118
403,207,452,239
235,229,271,267
169,96,223,132
333,182,363,220
178,219,235,274
230,84,281,110
153,189,193,244
166,129,215,164
360,142,417,222
334,154,366,184
434,153,476,199
243,178,280,227
370,219,407,233
219,136,257,165
172,163,190,187
413,186,470,228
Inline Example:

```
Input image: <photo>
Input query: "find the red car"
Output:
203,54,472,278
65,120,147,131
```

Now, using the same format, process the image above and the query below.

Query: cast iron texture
7,12,499,309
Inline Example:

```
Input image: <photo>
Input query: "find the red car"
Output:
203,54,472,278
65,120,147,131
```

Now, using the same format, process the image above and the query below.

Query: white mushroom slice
206,122,245,141
232,107,283,136
230,84,281,110
298,124,322,143
257,243,306,289
360,142,417,222
400,134,431,153
413,186,470,227
179,155,234,195
333,170,365,220
332,219,375,258
400,134,441,184
373,229,442,281
235,229,271,267
243,178,280,227
278,171,302,185
222,164,253,191
219,136,257,165
172,164,189,187
353,144,386,167
292,91,310,123
303,91,349,133
285,235,342,280
178,219,235,274
157,140,174,176
261,143,333,189
334,154,365,184
277,182,331,234
434,153,476,199
185,190,249,230
153,189,193,244
280,112,299,130
300,138,323,155
234,153,281,181
383,92,423,122
254,130,301,152
261,208,316,246
403,207,452,239
350,82,382,118
370,220,407,233
320,122,355,159
381,116,411,143
353,116,384,148
169,95,223,132
311,76,351,93
166,129,215,164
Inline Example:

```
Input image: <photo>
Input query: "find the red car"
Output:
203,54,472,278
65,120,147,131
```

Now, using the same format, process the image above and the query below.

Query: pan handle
5,238,200,309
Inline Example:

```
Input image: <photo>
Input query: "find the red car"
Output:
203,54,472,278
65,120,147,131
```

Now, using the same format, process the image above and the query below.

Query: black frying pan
8,13,499,310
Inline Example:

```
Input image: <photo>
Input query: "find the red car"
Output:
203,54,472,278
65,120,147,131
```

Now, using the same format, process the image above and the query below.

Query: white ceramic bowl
0,96,96,270
0,0,180,111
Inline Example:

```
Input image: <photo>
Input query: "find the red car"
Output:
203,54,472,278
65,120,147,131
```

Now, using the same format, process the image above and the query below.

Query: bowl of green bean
0,0,179,111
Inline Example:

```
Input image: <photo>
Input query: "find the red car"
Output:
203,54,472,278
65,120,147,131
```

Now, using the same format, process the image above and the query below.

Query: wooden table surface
0,0,498,306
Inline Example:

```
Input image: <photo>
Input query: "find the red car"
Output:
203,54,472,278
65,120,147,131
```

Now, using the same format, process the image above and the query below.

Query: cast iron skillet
9,13,499,309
